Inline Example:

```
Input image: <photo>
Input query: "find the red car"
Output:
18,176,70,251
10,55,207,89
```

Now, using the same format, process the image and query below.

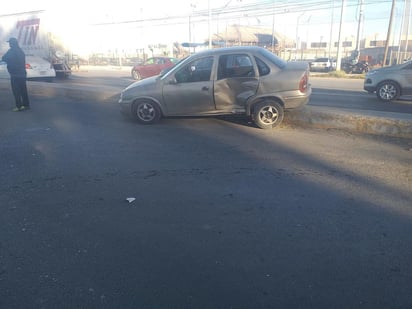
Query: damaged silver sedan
119,46,311,129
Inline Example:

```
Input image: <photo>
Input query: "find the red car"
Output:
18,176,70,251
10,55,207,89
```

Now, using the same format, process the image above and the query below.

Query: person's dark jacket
2,40,27,78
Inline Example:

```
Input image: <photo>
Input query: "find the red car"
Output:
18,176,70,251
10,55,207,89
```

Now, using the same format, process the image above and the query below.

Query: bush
310,70,366,79
328,70,347,78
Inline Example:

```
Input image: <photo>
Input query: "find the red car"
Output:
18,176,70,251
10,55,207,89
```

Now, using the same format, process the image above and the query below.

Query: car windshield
315,58,329,62
257,48,287,69
158,57,188,78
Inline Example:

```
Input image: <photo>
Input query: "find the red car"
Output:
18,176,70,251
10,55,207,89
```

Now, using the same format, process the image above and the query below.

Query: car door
214,53,259,111
162,56,215,115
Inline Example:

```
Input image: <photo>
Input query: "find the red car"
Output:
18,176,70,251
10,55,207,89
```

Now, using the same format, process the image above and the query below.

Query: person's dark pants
10,76,30,108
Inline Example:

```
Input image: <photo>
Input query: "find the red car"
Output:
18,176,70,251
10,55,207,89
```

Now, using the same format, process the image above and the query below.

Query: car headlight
366,70,378,77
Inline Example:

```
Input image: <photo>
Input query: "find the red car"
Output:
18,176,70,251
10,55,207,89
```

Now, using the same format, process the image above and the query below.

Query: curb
284,106,412,139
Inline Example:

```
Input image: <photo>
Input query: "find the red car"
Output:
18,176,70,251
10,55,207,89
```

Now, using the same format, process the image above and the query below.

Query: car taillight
299,72,308,93
25,63,32,69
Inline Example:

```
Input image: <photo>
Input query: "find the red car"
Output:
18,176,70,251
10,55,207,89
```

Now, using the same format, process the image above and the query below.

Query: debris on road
126,197,136,203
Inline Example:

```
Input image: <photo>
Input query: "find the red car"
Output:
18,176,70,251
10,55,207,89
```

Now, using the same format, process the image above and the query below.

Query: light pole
328,0,335,60
189,3,196,53
305,15,312,59
383,0,396,67
271,0,275,53
355,0,364,61
336,0,346,72
208,0,212,48
317,35,323,57
296,12,305,60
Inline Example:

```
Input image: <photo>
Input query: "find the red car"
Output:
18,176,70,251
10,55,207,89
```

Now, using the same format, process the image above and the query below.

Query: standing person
1,37,30,111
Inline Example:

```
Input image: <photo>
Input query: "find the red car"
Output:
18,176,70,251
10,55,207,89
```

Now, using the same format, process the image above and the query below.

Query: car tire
253,100,284,129
376,81,400,102
132,100,161,125
131,70,141,80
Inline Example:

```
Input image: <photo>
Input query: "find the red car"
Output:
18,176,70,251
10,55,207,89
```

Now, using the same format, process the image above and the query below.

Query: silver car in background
364,60,412,102
119,46,311,129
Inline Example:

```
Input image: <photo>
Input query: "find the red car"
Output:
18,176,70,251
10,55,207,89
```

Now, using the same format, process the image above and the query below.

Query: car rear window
257,48,287,69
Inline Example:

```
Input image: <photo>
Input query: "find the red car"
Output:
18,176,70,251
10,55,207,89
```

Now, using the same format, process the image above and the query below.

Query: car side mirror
168,77,177,85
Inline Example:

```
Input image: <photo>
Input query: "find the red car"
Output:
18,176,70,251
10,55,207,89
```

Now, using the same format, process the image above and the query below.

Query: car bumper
364,85,376,92
119,103,130,115
283,87,312,109
119,92,132,115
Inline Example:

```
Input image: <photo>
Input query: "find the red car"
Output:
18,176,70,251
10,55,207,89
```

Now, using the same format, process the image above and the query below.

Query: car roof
152,56,175,59
191,46,265,57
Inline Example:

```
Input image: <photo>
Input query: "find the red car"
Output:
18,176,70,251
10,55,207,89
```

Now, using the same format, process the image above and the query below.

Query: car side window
146,58,155,65
175,56,213,83
217,54,255,79
254,57,270,76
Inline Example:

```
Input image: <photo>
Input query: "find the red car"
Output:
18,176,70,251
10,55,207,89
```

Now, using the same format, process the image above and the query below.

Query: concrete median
284,105,412,139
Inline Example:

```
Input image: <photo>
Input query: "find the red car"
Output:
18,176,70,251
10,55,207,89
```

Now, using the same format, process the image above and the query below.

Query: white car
310,57,336,72
0,56,56,80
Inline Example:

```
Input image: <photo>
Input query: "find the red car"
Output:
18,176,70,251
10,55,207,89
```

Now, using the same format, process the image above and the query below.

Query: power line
92,0,393,27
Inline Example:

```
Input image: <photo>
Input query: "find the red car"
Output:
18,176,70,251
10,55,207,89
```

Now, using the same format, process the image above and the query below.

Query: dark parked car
364,60,412,101
131,57,178,80
119,46,311,129
342,61,370,74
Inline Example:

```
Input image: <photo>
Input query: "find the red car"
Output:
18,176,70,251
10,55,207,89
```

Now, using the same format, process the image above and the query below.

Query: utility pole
208,0,212,49
336,0,346,71
355,0,364,61
382,0,396,67
271,0,276,53
404,0,411,57
328,0,335,60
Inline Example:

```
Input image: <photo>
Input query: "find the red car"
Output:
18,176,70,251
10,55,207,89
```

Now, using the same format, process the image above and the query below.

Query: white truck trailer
0,10,71,80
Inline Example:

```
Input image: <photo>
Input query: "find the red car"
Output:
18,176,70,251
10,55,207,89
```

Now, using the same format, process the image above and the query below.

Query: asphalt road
0,73,411,308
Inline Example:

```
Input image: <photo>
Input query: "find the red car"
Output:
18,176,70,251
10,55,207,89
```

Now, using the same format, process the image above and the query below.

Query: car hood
368,61,410,74
124,75,159,91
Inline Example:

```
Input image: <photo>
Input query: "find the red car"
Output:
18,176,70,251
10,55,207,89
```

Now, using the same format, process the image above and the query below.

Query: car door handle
202,86,209,91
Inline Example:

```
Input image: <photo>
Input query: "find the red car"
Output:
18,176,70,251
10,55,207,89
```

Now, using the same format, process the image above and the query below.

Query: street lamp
296,12,305,60
316,36,323,57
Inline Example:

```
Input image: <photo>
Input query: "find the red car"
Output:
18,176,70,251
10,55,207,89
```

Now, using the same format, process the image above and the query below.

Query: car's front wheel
131,69,141,80
132,100,161,125
377,81,400,102
253,100,284,129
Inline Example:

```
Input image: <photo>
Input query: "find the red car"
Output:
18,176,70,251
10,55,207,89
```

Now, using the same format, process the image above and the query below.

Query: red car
131,57,178,80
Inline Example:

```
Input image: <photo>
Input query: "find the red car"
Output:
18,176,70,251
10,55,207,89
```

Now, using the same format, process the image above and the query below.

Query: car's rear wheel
377,81,400,102
131,70,141,80
132,100,161,125
253,100,284,129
